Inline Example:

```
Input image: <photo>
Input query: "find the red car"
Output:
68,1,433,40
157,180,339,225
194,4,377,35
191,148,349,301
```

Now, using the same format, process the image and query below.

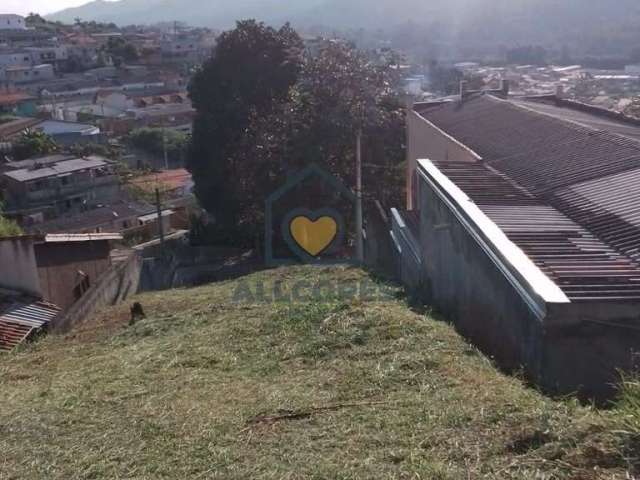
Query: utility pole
162,124,169,170
155,187,165,255
355,130,364,264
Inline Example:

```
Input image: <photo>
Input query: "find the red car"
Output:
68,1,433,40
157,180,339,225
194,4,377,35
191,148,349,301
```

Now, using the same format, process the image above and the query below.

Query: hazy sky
3,0,98,16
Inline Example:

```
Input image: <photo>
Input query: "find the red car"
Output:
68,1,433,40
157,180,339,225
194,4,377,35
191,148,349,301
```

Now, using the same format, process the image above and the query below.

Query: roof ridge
496,94,640,152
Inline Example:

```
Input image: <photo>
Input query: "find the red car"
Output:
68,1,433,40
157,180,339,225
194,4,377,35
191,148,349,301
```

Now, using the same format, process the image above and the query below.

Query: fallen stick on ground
240,400,396,433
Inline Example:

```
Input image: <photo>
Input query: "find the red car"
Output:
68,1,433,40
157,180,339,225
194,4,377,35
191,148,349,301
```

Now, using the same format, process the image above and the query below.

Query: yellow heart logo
290,216,338,256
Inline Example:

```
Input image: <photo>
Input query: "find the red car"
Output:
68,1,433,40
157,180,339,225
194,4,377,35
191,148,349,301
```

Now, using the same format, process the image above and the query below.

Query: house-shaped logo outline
265,163,357,266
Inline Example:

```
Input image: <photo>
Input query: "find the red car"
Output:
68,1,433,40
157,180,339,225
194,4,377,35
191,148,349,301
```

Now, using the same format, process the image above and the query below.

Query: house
5,64,54,84
34,233,123,310
160,34,199,56
24,45,69,71
0,92,37,115
397,82,640,400
0,117,103,145
0,14,27,30
95,87,187,111
0,155,120,218
27,200,174,244
34,119,103,146
0,50,32,80
129,169,193,198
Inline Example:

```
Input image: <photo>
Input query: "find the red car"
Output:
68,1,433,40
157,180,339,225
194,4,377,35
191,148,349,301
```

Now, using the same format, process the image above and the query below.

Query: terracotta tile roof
129,169,192,193
0,92,34,107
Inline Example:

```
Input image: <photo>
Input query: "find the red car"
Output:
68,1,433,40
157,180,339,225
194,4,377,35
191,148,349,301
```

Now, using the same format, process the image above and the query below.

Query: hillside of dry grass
1,266,638,479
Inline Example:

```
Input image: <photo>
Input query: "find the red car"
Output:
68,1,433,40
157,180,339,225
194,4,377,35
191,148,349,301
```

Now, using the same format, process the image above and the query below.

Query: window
73,272,91,300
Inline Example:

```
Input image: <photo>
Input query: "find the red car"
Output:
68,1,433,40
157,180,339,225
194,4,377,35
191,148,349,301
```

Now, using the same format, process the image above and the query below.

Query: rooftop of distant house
129,168,192,194
0,92,35,107
28,201,156,234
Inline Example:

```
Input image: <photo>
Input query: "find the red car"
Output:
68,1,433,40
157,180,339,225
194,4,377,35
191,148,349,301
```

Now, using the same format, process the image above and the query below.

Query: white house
0,14,27,30
5,63,54,84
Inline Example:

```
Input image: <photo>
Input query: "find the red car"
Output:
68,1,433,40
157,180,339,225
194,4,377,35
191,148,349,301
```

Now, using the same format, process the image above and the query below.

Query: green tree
283,41,404,206
0,202,22,237
126,128,189,166
12,129,58,161
105,37,139,65
188,20,303,232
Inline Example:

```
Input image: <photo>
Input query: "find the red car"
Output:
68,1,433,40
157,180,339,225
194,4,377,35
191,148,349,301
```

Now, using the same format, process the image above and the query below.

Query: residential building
34,119,103,146
25,45,69,71
0,14,27,30
5,63,54,84
0,155,120,217
129,169,193,198
95,87,188,111
396,84,640,400
160,34,198,56
0,91,36,115
26,200,174,243
34,233,123,310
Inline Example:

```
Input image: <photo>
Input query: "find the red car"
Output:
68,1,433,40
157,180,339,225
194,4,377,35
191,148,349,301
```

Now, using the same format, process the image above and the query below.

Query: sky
2,0,98,16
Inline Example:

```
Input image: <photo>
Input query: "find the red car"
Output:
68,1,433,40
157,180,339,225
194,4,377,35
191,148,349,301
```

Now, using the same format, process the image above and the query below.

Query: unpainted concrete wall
406,110,478,209
0,237,41,297
415,167,640,400
417,173,545,378
35,240,112,310
52,252,142,333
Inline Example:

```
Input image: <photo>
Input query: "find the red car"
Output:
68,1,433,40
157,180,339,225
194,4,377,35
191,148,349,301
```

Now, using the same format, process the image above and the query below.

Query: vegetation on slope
0,266,638,479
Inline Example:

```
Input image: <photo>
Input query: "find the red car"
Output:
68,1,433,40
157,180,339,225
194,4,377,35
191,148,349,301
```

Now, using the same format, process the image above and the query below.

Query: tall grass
616,376,640,435
0,214,22,237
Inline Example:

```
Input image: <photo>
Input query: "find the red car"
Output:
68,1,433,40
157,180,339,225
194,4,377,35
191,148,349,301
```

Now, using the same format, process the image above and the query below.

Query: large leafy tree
12,129,58,161
188,22,405,241
187,20,303,233
286,41,404,206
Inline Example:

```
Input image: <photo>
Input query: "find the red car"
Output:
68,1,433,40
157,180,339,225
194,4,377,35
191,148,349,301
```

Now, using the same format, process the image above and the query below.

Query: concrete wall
35,240,112,310
413,160,640,401
0,236,41,297
406,109,479,209
416,169,546,378
52,252,142,333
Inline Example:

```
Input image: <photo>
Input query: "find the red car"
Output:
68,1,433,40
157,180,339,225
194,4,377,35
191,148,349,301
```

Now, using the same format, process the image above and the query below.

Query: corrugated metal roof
435,161,640,301
44,233,123,242
0,298,60,352
417,94,640,194
3,157,109,182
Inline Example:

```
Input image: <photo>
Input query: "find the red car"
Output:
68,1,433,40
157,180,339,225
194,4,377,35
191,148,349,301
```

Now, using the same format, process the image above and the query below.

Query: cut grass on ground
1,265,638,479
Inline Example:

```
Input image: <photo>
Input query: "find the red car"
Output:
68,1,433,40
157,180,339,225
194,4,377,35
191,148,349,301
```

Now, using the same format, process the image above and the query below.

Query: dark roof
435,161,640,301
415,95,640,301
29,202,154,234
119,87,184,99
514,98,640,142
416,94,640,194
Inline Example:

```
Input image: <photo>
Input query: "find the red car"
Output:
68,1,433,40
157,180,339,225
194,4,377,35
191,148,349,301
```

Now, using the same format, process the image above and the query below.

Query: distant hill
47,0,640,56
46,0,325,28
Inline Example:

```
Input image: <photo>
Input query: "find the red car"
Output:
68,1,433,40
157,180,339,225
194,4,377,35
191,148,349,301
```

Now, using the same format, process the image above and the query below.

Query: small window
73,272,91,300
